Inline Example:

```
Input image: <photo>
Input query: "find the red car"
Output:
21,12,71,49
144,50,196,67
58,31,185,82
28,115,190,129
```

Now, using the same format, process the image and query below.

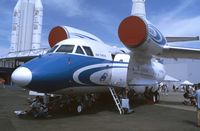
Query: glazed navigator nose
11,67,32,87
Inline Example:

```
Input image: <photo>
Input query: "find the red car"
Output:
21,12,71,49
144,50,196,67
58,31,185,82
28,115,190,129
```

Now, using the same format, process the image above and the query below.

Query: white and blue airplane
11,0,200,114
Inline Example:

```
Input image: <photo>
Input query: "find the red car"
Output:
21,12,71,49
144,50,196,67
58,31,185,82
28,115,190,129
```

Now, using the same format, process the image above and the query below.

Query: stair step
108,87,124,115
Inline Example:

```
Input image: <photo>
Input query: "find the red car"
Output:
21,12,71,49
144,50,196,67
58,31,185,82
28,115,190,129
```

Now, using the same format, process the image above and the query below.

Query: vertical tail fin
131,0,146,18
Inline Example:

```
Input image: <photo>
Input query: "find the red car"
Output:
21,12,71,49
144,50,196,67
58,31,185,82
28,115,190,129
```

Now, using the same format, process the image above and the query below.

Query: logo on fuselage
148,25,166,45
100,73,108,82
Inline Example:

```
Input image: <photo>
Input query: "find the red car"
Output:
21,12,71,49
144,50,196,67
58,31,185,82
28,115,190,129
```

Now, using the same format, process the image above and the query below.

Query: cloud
0,0,119,56
43,0,83,17
0,1,13,56
152,0,200,36
162,1,195,21
43,0,119,43
0,46,9,57
87,9,119,38
43,0,118,29
157,16,200,36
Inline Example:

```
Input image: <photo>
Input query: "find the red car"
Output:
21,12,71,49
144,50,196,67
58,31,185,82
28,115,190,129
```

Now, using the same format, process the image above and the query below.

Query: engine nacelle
48,26,103,47
118,16,167,55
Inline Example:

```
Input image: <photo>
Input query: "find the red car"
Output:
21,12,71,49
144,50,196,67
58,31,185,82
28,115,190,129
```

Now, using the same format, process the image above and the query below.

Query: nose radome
11,67,32,87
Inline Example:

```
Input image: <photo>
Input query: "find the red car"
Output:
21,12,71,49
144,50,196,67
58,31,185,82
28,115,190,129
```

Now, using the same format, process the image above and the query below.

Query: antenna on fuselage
131,0,146,18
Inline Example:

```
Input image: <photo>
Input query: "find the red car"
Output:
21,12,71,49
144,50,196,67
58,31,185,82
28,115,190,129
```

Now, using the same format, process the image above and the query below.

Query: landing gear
151,91,160,103
155,92,160,103
73,94,96,114
144,86,160,104
44,93,97,114
152,94,156,103
76,104,84,114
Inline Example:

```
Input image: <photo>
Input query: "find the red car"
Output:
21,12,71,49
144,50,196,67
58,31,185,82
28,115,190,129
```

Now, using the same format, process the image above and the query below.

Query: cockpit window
56,45,74,53
83,46,94,56
75,46,85,55
47,45,58,53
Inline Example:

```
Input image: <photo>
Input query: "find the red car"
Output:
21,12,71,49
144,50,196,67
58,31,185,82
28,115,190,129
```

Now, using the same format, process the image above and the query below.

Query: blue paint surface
21,53,127,93
148,25,166,45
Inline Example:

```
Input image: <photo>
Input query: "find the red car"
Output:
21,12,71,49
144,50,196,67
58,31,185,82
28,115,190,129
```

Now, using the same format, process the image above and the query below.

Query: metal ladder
108,87,124,115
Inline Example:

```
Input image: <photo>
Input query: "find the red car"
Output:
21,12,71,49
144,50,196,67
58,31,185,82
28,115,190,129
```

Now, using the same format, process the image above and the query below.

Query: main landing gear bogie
46,93,96,115
72,94,96,114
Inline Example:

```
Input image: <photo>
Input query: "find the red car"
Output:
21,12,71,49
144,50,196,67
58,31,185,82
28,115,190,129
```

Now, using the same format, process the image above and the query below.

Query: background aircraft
11,0,200,114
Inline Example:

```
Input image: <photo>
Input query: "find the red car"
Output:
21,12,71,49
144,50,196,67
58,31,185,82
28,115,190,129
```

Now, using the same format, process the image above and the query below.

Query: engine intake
118,16,166,55
118,16,147,48
48,26,69,48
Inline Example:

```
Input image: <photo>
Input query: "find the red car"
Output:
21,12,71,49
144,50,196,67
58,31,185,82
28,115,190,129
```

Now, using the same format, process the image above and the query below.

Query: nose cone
12,67,32,87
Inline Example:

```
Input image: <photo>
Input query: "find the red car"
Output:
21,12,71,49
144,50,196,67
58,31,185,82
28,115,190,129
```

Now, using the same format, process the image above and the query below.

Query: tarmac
0,85,199,131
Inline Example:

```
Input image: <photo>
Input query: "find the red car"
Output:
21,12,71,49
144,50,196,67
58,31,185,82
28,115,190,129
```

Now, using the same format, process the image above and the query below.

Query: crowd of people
159,83,169,95
183,85,199,106
159,82,200,107
15,94,97,118
15,96,49,118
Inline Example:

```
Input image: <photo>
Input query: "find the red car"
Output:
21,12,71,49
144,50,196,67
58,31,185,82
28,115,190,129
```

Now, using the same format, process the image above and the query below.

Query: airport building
164,59,200,84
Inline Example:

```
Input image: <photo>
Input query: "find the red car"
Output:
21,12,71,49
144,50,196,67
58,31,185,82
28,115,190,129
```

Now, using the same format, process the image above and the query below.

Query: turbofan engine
48,26,103,48
118,16,166,55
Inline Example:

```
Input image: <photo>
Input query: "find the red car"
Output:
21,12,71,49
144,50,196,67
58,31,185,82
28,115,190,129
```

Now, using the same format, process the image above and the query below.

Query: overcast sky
0,0,200,56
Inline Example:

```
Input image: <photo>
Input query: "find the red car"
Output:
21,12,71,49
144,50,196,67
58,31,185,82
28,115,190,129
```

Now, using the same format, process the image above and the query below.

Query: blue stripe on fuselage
22,53,127,93
78,66,127,85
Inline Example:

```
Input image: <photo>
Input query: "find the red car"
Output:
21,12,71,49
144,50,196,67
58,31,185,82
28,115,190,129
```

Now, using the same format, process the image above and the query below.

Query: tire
152,92,160,103
77,105,83,114
152,95,156,103
155,92,160,103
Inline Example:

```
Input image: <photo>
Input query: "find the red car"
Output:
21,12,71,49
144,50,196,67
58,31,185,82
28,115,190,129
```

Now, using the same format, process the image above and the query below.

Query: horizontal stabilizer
166,36,199,42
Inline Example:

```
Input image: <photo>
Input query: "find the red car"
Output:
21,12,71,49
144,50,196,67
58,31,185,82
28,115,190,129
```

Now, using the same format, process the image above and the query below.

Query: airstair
108,87,124,115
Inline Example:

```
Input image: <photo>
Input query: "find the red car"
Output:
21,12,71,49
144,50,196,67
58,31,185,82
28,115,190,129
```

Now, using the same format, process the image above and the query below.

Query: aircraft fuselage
12,39,165,94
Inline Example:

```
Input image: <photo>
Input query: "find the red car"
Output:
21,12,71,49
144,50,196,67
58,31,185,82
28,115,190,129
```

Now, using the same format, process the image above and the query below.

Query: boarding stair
108,86,124,115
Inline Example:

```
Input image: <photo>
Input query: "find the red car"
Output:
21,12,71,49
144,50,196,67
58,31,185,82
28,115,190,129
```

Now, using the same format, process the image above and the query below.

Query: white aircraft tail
131,0,146,18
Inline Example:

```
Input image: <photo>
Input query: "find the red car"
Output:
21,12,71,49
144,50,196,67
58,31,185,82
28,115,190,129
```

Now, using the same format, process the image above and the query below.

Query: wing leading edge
158,41,200,59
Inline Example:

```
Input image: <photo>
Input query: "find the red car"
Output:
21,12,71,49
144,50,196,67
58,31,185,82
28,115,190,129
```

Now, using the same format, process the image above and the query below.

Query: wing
166,36,199,42
157,41,200,59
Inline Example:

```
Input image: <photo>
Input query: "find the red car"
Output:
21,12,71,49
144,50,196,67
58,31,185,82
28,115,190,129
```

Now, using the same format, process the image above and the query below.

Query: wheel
155,92,160,103
151,92,160,103
77,104,83,114
152,95,156,103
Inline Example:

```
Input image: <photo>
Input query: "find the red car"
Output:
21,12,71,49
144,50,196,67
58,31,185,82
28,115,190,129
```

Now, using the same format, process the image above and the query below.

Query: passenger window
83,46,94,56
75,46,85,55
56,45,74,53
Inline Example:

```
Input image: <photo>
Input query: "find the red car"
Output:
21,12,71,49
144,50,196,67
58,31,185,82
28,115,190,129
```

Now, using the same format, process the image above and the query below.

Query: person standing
197,88,200,106
0,78,5,88
196,87,200,127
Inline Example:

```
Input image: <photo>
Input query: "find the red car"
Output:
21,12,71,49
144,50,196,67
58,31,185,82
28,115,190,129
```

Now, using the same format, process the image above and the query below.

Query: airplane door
111,54,130,88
